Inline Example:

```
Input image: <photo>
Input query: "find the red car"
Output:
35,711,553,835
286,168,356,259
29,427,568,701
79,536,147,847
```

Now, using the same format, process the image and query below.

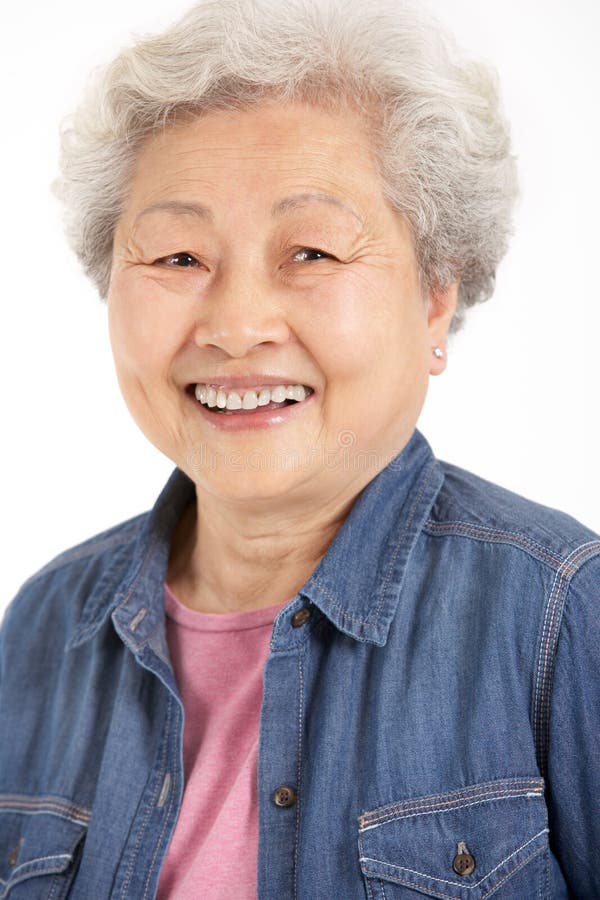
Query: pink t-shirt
155,584,290,900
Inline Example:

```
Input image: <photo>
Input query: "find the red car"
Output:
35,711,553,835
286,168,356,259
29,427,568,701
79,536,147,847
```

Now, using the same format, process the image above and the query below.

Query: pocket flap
0,796,89,897
358,777,548,898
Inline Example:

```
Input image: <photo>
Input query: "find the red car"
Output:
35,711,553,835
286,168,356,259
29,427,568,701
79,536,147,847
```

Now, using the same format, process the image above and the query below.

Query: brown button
452,841,476,876
273,785,297,807
291,607,311,628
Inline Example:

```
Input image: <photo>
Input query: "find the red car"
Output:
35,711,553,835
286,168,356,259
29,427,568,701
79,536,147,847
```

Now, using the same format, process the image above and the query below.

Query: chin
184,454,314,498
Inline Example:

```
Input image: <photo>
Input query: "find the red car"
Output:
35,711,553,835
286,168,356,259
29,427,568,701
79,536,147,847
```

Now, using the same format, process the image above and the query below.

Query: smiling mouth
187,383,315,415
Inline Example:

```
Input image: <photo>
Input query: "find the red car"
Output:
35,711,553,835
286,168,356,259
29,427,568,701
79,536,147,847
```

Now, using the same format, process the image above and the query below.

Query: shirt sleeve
545,551,600,896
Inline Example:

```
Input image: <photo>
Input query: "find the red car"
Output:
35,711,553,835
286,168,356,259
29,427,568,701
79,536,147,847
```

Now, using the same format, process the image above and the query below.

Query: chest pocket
358,777,548,899
0,796,89,899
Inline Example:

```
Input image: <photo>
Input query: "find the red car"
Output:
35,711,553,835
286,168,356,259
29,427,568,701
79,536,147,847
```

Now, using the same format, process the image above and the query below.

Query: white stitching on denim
0,806,89,829
360,827,548,890
142,708,178,900
533,561,564,768
360,791,544,832
47,871,61,900
312,461,439,630
310,578,372,625
6,854,72,879
362,780,541,821
533,543,600,775
423,520,561,567
480,844,547,899
0,794,91,824
142,780,174,899
537,543,600,729
120,692,172,898
536,547,593,706
293,649,304,900
365,844,545,900
142,710,179,900
467,829,548,886
358,779,543,828
359,778,540,821
47,837,84,900
374,462,438,610
536,844,545,900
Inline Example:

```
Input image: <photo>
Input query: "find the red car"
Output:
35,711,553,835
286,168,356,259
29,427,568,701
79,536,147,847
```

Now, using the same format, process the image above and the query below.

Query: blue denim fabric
1,428,599,899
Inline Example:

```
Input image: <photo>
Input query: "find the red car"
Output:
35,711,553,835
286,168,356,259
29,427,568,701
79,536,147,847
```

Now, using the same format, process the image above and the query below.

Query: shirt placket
257,597,314,900
105,638,185,900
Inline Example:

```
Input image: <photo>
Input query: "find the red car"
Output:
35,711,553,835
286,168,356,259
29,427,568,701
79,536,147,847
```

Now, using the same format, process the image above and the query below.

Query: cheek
305,270,423,378
107,274,182,378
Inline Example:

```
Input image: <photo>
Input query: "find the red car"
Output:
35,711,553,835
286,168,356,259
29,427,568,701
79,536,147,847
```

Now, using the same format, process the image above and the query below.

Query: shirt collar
69,465,195,653
71,428,443,652
300,428,443,645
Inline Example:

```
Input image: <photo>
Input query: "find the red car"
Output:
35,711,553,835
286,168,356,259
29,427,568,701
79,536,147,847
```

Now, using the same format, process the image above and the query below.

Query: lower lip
188,390,316,431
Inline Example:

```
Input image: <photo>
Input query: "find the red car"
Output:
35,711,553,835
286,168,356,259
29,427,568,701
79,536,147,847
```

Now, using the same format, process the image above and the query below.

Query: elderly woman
1,0,598,897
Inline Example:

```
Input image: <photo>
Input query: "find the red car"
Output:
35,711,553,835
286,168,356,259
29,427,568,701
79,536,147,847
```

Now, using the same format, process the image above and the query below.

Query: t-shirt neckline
164,582,293,632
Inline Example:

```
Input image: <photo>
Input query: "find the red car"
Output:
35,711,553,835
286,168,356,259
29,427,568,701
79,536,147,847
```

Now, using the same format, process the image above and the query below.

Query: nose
191,263,291,358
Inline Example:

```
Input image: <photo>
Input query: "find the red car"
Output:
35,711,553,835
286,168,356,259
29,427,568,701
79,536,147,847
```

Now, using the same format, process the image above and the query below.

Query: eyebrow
272,192,363,226
134,192,364,227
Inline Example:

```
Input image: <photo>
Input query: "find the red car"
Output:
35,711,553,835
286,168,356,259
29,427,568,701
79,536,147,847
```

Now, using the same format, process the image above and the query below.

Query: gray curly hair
52,0,518,333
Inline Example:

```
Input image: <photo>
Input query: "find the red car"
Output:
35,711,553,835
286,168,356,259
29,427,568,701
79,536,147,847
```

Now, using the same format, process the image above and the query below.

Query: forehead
122,100,383,222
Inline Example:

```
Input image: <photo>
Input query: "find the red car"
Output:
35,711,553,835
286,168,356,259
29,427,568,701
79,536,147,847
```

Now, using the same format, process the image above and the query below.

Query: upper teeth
195,383,311,410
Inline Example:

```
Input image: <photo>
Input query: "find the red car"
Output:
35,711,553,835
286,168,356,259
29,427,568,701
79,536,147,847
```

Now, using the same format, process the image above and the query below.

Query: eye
292,247,334,263
154,252,200,268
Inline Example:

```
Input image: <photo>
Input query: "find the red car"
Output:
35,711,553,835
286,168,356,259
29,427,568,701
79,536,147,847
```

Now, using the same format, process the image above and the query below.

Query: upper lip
189,375,315,390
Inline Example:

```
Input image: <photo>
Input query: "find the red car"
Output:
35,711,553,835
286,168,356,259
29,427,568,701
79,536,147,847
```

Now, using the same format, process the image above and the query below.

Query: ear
426,281,459,375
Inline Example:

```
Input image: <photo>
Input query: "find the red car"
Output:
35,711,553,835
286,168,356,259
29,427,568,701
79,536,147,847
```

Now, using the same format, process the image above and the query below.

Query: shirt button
273,785,297,807
291,607,311,628
452,842,476,876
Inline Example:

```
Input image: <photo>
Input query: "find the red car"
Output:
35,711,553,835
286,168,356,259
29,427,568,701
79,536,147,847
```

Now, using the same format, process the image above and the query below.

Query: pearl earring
432,347,444,358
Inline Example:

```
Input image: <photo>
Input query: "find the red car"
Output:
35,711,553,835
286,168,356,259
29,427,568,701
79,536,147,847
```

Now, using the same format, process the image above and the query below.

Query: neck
166,473,370,614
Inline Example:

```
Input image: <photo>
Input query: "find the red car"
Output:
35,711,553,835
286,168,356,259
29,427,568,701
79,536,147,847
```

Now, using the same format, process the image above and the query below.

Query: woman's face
108,100,456,502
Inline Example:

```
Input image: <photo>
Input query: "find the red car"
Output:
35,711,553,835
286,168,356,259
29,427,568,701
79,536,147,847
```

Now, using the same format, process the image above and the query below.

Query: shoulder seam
533,541,600,777
423,519,563,571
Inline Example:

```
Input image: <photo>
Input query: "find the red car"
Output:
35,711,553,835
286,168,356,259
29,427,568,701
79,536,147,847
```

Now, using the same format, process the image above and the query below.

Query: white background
1,0,599,613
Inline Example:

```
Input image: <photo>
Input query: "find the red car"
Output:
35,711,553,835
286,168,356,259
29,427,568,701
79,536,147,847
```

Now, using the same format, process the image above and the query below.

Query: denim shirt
1,428,599,899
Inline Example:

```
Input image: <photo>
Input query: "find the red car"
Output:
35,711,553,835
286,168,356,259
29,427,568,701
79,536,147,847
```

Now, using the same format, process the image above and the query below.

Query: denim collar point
69,466,195,650
301,430,443,645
